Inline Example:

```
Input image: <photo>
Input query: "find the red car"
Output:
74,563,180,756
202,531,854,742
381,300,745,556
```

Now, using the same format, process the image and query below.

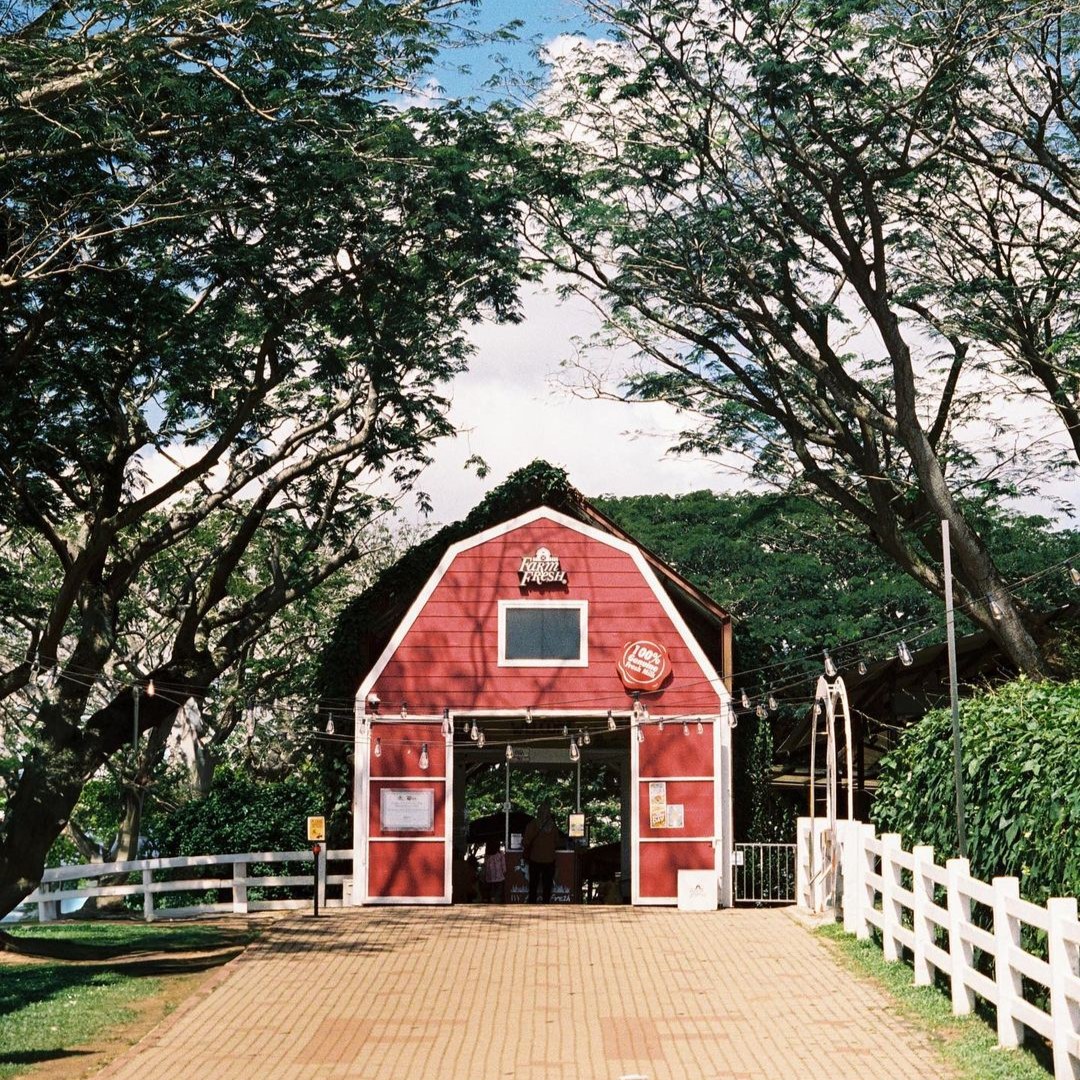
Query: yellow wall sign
307,816,326,842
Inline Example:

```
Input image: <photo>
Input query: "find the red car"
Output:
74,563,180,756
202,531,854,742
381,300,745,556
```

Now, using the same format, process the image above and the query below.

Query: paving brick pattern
100,907,953,1079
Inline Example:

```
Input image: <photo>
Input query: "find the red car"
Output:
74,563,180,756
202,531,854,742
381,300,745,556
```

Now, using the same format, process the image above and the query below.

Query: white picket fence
19,849,355,922
798,817,1080,1080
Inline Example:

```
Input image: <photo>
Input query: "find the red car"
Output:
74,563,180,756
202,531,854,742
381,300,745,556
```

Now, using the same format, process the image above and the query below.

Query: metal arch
807,676,855,912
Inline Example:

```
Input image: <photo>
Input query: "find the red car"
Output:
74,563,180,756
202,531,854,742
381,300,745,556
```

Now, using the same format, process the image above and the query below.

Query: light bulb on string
583,730,591,746
755,703,766,720
505,744,514,762
682,721,689,736
525,707,533,725
988,595,1003,621
767,692,778,712
146,679,156,698
469,720,479,742
326,716,335,735
441,708,452,737
857,660,867,676
740,689,750,710
823,649,837,678
562,723,569,737
576,732,583,747
400,702,408,719
463,718,471,735
637,726,645,743
1069,562,1080,587
374,737,382,758
607,710,616,732
657,717,664,732
477,730,486,749
696,720,704,735
569,739,580,762
897,639,914,666
418,743,430,770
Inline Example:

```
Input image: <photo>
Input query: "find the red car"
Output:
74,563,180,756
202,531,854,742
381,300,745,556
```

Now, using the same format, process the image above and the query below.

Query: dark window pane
505,607,581,660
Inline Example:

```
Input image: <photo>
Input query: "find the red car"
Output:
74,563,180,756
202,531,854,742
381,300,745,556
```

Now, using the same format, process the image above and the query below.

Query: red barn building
349,486,735,907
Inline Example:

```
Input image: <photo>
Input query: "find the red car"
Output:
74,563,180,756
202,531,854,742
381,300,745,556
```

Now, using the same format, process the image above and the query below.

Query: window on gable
498,601,588,667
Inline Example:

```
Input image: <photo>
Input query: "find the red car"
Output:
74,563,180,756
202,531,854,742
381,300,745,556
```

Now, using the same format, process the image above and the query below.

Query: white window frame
497,599,589,668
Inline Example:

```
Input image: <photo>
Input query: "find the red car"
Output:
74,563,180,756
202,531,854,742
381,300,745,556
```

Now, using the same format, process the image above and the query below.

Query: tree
0,0,525,916
521,0,1079,678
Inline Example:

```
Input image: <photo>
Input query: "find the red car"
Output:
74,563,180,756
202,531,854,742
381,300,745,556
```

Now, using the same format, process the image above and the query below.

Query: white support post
1048,897,1080,1080
993,877,1024,1048
796,817,810,910
142,868,154,922
947,857,975,1016
316,848,327,912
881,833,903,962
858,822,876,941
233,859,248,915
912,844,935,986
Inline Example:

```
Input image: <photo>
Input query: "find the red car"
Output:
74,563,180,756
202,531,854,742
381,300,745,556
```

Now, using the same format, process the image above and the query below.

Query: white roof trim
355,506,729,710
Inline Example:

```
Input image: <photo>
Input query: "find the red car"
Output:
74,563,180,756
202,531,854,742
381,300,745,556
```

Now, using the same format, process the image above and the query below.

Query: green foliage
874,678,1080,902
147,767,325,857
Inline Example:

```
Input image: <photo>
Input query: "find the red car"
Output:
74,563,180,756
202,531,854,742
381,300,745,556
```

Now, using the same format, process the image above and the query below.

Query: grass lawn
0,921,257,1078
817,923,1052,1080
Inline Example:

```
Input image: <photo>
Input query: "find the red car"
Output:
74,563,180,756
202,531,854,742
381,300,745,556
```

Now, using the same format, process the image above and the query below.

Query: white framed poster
380,788,435,832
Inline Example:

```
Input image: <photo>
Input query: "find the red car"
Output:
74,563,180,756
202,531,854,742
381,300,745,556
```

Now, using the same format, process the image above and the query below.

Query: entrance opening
452,716,629,905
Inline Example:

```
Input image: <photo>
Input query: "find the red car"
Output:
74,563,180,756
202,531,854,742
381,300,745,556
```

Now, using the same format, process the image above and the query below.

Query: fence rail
798,817,1080,1080
19,849,355,922
733,843,796,905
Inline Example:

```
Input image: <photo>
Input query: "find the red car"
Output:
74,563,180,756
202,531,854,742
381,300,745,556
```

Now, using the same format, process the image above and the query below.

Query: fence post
838,821,858,934
912,844,935,986
993,877,1024,1048
881,833,903,962
316,848,327,912
142,867,154,922
1048,896,1079,1080
36,884,58,923
858,822,876,940
947,857,975,1016
233,859,248,915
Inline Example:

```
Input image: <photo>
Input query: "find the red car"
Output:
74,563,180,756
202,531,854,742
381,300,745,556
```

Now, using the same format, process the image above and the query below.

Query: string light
897,640,914,666
1070,563,1080,587
583,730,591,746
696,720,704,735
469,720,479,742
569,739,580,762
767,692,778,712
418,743,429,770
374,737,382,758
505,743,514,761
755,703,766,720
657,716,664,732
988,596,1003,621
146,679,155,698
857,661,867,676
740,689,750,710
477,730,486,749
682,721,689,736
326,716,335,734
637,726,645,743
823,649,837,678
400,702,408,719
525,707,533,724
607,710,616,732
562,723,569,737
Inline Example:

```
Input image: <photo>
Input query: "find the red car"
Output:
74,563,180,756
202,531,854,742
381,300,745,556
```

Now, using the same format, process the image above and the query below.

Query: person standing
523,801,558,903
483,838,506,902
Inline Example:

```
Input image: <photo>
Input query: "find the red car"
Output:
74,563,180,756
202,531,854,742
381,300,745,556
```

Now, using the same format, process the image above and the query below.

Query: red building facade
351,506,735,906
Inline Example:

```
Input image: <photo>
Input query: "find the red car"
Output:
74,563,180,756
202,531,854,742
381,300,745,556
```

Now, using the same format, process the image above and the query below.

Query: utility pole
941,520,969,859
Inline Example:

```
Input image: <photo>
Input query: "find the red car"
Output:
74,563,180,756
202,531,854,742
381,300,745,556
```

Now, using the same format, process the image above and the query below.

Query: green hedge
873,678,1080,904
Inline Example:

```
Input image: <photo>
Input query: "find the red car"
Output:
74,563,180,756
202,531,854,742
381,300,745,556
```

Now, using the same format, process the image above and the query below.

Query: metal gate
733,843,796,905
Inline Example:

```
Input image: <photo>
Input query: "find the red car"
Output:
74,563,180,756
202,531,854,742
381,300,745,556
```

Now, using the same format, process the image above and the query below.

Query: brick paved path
100,907,952,1080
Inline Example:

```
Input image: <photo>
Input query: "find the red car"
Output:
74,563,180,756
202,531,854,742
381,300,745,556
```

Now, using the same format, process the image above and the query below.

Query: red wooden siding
370,520,722,716
638,842,716,899
368,841,445,899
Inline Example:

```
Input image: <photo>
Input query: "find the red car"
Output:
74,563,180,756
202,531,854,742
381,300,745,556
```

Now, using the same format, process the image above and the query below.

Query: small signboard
518,546,568,587
568,812,586,838
617,639,672,692
307,816,326,842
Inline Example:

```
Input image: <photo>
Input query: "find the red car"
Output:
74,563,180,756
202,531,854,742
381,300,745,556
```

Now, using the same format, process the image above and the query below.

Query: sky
400,1,750,525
